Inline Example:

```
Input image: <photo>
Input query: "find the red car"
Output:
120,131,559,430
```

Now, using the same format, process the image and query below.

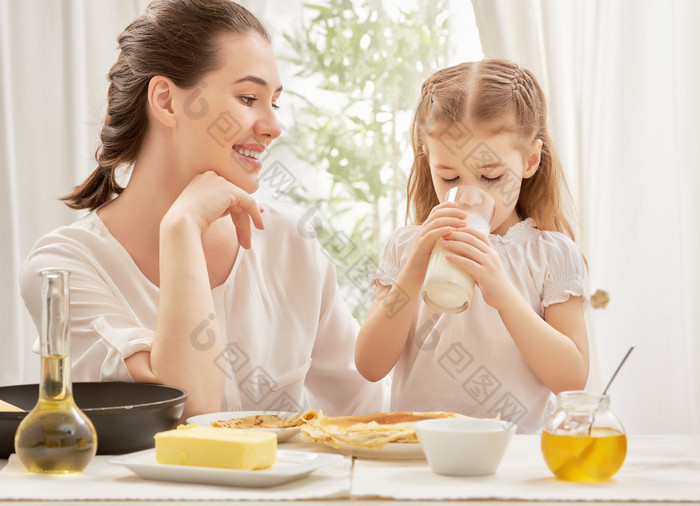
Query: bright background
1,0,698,434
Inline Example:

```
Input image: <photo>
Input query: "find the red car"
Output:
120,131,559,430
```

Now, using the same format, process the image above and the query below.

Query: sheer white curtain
0,0,148,384
471,0,700,434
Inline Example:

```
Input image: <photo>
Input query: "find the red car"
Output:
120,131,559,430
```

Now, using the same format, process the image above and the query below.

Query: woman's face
172,32,282,194
423,121,541,235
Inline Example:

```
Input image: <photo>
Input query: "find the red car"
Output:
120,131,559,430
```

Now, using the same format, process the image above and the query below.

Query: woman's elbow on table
125,351,223,418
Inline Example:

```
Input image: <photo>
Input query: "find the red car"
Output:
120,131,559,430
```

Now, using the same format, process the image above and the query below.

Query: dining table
1,433,699,505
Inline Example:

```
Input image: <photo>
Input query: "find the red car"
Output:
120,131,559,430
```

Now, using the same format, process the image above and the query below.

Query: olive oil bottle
15,270,97,473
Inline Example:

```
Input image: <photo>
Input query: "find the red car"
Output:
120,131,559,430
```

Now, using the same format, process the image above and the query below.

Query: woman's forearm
151,214,225,417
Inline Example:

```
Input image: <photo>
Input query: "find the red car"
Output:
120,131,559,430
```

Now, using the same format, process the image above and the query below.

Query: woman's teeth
234,147,262,160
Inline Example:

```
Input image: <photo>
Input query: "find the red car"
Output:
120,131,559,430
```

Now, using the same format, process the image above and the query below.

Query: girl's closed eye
482,174,503,184
441,175,460,184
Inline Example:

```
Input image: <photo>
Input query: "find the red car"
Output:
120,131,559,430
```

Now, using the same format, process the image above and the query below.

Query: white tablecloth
1,435,699,502
0,448,351,501
352,435,700,501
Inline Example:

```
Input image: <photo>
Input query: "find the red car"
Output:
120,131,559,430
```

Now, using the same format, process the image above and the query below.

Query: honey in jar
541,391,626,482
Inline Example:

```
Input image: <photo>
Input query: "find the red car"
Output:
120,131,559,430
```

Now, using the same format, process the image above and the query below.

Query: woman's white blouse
20,204,388,416
372,218,588,433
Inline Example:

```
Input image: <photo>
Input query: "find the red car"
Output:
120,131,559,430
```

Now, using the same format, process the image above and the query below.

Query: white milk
422,213,491,313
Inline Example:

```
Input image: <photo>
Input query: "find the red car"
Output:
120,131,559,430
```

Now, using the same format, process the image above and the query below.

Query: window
252,0,483,320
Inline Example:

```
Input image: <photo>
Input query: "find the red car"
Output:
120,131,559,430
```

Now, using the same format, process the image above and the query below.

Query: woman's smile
233,145,264,160
232,143,265,170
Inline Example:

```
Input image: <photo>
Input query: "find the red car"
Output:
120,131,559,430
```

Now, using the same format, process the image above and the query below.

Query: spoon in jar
588,345,634,436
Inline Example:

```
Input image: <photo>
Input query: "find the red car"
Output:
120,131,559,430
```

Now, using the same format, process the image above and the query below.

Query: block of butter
154,425,277,470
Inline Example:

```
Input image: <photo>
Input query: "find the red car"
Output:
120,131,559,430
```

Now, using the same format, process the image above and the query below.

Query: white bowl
415,418,516,476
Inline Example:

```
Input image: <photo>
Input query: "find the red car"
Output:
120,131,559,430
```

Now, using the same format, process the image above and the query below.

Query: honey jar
541,390,626,482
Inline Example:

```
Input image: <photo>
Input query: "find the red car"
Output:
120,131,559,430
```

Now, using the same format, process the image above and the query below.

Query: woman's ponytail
61,165,123,210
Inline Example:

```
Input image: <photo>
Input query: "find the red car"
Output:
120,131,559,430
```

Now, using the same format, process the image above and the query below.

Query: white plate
111,449,344,488
186,411,300,443
334,442,425,460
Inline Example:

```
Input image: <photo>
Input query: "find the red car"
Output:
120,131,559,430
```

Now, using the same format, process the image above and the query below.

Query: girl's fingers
444,252,479,272
440,225,497,265
445,228,491,252
440,238,486,262
419,216,467,237
463,226,490,241
418,226,453,248
427,204,467,221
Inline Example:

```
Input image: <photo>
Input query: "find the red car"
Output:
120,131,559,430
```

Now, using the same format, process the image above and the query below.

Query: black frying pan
0,382,187,458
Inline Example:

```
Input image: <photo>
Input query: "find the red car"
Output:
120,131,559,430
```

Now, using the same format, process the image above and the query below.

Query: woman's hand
163,171,264,249
403,202,468,284
439,226,517,310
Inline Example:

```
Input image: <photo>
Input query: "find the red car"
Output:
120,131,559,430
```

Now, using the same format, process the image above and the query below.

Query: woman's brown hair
407,60,576,240
62,0,269,210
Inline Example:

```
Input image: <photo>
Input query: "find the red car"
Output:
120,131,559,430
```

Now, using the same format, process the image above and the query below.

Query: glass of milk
422,185,495,313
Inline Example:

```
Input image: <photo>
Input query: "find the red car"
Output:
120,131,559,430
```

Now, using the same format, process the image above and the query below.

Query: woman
20,0,387,418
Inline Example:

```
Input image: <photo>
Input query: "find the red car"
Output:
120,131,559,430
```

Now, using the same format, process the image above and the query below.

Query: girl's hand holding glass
403,203,467,284
438,223,516,311
422,185,495,313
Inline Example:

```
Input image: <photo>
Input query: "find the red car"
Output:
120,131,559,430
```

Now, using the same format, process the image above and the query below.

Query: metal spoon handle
588,345,635,437
602,346,635,395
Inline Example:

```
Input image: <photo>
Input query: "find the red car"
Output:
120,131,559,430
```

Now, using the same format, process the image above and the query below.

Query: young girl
19,0,386,419
355,60,589,433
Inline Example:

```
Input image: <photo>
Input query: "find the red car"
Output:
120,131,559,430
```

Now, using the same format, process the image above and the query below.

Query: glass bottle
541,390,627,482
15,270,97,473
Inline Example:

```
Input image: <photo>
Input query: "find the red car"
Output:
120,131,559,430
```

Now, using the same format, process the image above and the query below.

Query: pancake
300,411,466,449
279,409,318,427
211,409,318,429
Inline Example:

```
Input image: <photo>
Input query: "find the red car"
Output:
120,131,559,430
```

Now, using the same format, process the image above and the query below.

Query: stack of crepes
300,411,466,449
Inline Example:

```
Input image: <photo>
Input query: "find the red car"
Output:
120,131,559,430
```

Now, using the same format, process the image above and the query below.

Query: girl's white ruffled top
373,218,588,433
